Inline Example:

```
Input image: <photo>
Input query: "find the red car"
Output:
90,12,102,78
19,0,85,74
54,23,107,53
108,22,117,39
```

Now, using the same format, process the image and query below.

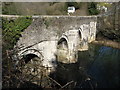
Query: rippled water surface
86,44,120,88
53,44,120,88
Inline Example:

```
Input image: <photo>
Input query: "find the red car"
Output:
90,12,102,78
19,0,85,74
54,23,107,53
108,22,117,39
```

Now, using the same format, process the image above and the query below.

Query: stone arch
57,35,70,63
57,35,69,50
20,49,43,63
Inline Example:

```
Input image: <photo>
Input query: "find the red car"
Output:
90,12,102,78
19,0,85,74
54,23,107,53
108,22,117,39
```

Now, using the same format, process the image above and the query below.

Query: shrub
88,2,100,15
2,16,32,49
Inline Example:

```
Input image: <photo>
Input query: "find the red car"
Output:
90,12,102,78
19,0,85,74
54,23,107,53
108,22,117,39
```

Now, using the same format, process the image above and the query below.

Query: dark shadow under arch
57,38,68,49
23,54,39,64
78,30,82,40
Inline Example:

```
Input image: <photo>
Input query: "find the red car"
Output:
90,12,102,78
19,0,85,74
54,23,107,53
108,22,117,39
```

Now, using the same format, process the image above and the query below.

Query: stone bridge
12,16,97,70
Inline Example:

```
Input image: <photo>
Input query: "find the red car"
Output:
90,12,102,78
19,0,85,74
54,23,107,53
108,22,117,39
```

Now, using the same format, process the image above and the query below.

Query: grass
2,2,101,16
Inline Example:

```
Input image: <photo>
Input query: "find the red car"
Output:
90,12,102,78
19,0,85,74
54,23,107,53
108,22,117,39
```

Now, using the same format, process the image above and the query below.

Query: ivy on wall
2,16,32,49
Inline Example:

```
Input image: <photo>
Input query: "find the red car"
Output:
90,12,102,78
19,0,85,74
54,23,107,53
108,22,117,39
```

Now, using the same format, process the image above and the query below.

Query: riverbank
91,39,120,49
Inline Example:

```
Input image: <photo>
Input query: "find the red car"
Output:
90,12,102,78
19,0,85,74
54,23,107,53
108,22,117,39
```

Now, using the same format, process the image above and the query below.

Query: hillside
2,2,93,16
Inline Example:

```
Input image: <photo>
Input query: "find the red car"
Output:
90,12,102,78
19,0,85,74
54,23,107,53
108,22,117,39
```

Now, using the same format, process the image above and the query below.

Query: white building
67,6,75,14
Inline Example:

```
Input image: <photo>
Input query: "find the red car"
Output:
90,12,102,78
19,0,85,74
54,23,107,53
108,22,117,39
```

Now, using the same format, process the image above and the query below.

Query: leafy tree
88,2,100,15
2,16,32,49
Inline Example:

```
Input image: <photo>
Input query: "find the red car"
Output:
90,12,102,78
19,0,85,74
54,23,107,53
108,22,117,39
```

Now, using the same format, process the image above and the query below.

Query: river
51,44,120,88
86,44,120,88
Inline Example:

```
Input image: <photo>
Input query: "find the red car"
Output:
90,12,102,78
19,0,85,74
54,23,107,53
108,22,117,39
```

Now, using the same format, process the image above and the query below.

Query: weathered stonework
12,16,97,70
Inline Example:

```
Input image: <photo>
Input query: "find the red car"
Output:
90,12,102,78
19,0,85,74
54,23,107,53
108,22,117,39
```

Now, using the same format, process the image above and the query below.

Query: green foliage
2,16,32,49
98,2,112,7
88,2,100,15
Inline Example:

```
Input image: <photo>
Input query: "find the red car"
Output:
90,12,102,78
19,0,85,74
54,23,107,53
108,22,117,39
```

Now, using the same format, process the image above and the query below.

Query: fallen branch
61,81,74,88
46,75,62,88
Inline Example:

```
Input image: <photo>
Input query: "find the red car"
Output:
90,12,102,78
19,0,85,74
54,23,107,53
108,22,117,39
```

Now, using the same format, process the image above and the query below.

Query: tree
2,17,32,49
88,2,99,15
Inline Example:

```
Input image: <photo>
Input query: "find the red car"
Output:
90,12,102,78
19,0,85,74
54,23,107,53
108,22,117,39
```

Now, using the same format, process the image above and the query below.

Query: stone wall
13,16,97,65
16,16,97,49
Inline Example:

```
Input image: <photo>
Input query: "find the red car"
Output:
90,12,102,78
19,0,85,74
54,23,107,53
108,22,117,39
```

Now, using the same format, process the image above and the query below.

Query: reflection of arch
57,35,69,50
20,49,43,63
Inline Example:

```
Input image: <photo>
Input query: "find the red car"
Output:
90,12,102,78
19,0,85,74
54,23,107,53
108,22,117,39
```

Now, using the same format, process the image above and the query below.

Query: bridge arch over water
12,16,97,68
58,35,69,50
20,49,43,62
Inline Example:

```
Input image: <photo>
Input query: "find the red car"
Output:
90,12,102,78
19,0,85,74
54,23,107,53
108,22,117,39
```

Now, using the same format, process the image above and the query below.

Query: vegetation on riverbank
88,2,99,15
92,39,120,49
1,2,120,89
2,16,32,49
2,16,32,88
2,2,103,15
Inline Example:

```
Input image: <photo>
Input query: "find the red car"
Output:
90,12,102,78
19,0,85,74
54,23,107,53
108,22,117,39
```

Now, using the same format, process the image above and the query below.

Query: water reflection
87,44,120,88
52,44,120,88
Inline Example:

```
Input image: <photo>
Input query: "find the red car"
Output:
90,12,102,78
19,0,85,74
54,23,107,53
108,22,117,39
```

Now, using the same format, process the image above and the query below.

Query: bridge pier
57,30,80,63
